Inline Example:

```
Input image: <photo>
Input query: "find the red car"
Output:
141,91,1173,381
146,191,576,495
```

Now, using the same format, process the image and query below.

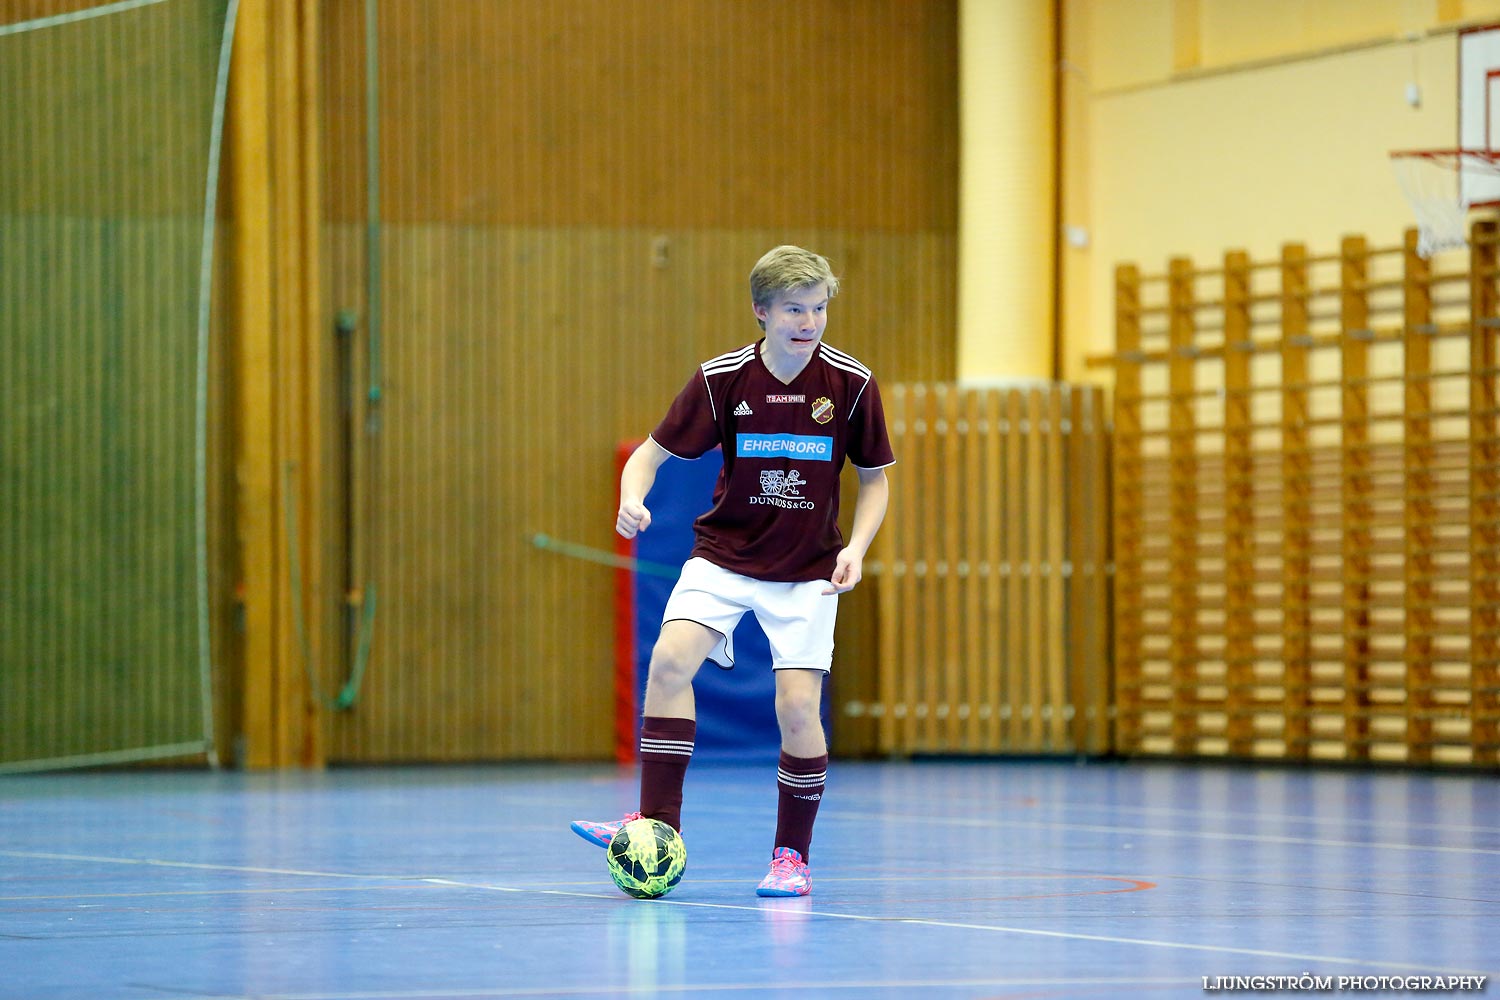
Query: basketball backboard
1460,24,1500,206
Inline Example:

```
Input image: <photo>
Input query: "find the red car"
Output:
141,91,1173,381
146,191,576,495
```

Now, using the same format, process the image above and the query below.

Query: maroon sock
638,716,695,831
774,751,828,861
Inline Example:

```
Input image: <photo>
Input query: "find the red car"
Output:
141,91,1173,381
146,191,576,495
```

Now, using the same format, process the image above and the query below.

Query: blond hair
749,246,840,330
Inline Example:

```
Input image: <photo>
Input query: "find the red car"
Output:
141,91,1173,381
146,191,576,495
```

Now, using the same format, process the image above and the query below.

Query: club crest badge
811,397,834,424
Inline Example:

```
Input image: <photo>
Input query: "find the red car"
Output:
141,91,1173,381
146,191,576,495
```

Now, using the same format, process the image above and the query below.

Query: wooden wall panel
0,0,223,217
320,0,958,232
0,0,230,770
314,0,958,761
3,0,956,766
223,0,333,769
865,383,1111,756
1469,220,1500,768
0,1,103,22
1099,225,1497,767
322,225,954,760
0,217,208,766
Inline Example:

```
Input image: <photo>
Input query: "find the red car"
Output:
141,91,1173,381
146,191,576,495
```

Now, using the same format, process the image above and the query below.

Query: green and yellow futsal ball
606,817,687,899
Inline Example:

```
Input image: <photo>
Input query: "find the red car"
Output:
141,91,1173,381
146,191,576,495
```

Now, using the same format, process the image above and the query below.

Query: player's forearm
620,439,667,505
843,470,889,557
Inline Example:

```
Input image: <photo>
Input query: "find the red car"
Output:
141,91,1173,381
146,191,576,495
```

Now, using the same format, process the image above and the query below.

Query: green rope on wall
530,532,680,580
284,462,370,711
363,0,382,411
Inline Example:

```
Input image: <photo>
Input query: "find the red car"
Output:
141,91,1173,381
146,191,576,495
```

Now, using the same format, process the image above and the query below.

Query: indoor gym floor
0,759,1495,999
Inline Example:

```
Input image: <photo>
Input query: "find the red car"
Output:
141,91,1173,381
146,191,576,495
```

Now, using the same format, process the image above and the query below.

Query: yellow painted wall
1059,0,1500,384
957,0,1056,381
1087,0,1174,91
1197,0,1433,68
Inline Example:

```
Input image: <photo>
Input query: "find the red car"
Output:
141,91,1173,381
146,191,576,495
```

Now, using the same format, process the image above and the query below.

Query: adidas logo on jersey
733,400,753,416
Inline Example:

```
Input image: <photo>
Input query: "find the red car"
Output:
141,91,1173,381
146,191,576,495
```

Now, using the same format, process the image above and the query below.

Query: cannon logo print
752,470,815,510
760,469,806,498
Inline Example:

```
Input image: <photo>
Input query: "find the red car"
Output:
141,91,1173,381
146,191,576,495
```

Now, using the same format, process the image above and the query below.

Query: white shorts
662,557,838,672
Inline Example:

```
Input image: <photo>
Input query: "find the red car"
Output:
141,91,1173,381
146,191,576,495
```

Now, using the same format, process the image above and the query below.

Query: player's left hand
823,549,863,595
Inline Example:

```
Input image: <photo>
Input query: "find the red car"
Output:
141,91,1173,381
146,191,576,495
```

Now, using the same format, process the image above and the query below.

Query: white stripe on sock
640,738,694,757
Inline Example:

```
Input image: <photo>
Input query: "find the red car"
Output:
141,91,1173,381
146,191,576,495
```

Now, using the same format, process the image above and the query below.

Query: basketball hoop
1390,147,1500,257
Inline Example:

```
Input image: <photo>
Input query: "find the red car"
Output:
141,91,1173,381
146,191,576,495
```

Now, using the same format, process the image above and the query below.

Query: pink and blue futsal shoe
569,811,640,848
755,846,811,897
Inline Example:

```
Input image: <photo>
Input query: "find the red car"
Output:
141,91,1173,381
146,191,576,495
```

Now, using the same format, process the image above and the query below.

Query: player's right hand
617,501,652,539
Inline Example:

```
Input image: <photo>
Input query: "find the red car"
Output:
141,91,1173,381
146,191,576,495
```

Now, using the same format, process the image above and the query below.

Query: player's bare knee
646,643,701,693
645,665,693,699
775,691,821,734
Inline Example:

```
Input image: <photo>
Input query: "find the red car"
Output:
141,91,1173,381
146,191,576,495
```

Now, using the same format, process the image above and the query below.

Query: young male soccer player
571,245,894,897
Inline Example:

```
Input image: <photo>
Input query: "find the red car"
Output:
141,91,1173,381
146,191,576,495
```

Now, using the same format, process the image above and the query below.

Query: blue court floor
0,759,1495,999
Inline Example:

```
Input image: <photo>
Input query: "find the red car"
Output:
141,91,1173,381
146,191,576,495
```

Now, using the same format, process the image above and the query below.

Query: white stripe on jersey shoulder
698,368,718,422
818,342,873,379
701,344,756,376
646,433,692,461
818,343,876,411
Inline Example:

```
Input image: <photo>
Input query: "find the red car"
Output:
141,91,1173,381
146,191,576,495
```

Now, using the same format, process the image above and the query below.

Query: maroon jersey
650,340,895,582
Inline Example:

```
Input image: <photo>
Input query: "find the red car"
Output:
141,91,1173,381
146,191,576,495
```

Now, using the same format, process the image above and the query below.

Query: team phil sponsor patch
811,397,834,424
736,433,834,460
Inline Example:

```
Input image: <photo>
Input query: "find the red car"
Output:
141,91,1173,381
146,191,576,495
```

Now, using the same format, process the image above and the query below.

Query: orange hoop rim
1390,148,1500,211
1389,146,1500,164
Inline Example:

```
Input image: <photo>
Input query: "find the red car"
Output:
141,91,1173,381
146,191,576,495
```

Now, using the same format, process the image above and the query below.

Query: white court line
0,870,1147,901
964,797,1500,837
815,808,1500,856
1162,872,1499,906
0,849,428,882
422,877,1491,979
2,849,1489,984
185,978,1188,1000
0,885,433,902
